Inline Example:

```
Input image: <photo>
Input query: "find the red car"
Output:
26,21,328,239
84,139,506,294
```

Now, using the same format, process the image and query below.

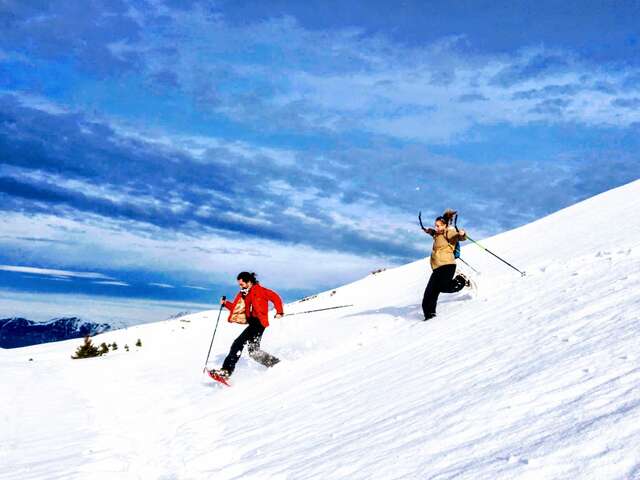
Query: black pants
222,317,280,374
422,264,466,318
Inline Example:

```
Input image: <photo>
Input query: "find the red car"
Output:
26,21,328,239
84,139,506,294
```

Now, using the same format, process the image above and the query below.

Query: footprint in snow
562,335,580,344
505,455,533,465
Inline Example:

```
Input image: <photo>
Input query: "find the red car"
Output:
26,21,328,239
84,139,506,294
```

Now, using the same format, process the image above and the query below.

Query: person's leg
248,346,280,367
246,322,280,367
423,265,458,319
440,265,465,293
221,320,264,375
422,268,442,319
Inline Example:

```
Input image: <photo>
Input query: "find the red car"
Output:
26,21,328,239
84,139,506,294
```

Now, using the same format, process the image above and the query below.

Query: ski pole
466,235,526,276
458,256,480,274
418,211,430,233
203,296,225,372
284,304,354,317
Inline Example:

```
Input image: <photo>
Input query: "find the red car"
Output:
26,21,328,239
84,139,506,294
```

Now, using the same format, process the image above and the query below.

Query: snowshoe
206,368,231,387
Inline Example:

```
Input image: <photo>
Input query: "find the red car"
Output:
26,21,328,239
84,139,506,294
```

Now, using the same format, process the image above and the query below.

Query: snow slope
2,180,640,480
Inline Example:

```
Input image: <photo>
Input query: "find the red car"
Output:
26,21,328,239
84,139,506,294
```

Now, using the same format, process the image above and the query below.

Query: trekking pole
284,304,354,317
202,296,225,372
466,236,526,276
418,211,430,233
458,256,481,274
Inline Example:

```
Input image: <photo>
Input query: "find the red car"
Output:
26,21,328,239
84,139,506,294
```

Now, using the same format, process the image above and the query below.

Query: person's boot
209,368,230,378
423,313,436,321
455,272,472,288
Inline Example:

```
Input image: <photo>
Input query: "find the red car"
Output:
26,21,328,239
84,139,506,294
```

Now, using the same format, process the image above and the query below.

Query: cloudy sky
1,0,639,321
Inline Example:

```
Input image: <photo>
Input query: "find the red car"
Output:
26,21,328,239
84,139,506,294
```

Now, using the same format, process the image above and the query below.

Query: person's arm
423,227,436,237
222,296,234,311
448,227,466,242
264,288,284,317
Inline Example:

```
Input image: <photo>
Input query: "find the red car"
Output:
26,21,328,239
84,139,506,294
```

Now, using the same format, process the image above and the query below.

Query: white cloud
93,281,130,287
10,12,640,146
284,50,640,142
1,91,70,115
0,265,113,280
0,164,163,208
110,126,299,167
129,12,640,142
0,210,395,291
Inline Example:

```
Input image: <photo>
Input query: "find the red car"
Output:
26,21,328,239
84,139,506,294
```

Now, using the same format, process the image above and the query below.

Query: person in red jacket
213,271,284,379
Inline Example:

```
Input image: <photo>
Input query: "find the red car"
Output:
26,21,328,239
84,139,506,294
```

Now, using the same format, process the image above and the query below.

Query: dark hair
435,216,447,225
237,271,258,284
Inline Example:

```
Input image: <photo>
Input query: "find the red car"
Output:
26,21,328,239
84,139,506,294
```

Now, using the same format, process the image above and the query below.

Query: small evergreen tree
111,342,118,351
98,343,109,356
135,338,142,347
71,336,101,359
124,344,129,351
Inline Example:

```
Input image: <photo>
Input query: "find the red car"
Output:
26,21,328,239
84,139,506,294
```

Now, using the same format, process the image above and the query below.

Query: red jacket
224,284,284,328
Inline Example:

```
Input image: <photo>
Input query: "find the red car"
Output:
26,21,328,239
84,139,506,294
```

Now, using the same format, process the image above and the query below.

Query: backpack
443,209,461,259
444,229,461,259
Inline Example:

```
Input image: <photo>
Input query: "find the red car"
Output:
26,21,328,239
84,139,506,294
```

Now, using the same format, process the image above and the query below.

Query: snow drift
2,180,640,480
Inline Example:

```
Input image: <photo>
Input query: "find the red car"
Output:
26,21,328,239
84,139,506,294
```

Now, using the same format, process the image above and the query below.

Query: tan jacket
430,227,467,270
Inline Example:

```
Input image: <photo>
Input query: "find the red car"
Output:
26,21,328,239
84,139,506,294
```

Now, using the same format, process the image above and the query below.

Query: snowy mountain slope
1,180,639,480
0,317,111,349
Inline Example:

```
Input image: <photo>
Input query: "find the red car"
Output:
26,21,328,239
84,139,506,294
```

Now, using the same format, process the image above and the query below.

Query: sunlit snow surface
2,180,640,479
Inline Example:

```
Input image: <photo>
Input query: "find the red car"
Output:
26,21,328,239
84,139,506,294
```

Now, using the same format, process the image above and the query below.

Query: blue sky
1,0,639,320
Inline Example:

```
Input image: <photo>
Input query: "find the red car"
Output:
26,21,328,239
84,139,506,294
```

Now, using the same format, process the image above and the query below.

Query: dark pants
422,264,466,318
221,317,280,374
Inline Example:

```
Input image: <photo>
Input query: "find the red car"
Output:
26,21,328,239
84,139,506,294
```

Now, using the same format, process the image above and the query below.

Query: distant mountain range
0,317,112,349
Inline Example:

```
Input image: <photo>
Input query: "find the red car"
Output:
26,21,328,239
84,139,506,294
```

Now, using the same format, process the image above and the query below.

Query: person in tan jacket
421,211,470,321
